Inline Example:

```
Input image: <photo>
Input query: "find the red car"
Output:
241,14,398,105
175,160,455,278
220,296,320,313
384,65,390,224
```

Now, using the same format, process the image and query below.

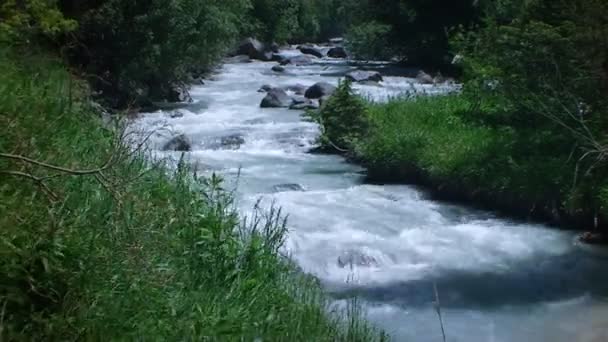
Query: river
135,47,608,341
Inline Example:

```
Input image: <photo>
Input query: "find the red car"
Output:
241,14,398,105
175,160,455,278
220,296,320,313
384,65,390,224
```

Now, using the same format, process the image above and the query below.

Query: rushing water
135,49,608,341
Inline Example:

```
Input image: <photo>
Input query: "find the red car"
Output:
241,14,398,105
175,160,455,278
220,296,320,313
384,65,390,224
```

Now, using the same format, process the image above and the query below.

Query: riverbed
135,48,608,342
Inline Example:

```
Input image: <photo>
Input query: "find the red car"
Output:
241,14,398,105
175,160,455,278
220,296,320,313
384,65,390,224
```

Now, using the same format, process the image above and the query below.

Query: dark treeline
1,0,483,108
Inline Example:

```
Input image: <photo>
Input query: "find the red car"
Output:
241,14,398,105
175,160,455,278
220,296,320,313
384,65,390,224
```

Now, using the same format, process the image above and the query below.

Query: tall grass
357,94,596,225
0,46,386,340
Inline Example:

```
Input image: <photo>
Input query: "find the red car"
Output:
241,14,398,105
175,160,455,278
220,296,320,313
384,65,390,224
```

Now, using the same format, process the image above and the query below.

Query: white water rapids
134,49,608,341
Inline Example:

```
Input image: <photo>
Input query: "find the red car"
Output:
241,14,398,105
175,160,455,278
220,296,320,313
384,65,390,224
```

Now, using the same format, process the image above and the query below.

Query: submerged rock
162,134,191,152
280,54,315,66
327,46,347,58
273,183,306,192
345,70,383,83
305,82,336,99
298,44,325,58
260,88,292,108
271,65,285,73
219,134,245,150
337,250,378,268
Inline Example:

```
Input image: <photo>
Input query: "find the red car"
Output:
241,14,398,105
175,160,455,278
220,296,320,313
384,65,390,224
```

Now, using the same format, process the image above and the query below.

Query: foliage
0,47,386,340
66,0,250,107
0,0,76,43
307,80,368,152
345,21,392,61
453,0,608,220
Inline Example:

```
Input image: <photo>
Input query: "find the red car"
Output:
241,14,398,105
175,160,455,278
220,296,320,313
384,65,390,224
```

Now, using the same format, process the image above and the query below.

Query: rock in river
305,82,336,99
345,70,383,83
260,88,292,108
280,54,315,66
298,44,325,58
327,46,347,58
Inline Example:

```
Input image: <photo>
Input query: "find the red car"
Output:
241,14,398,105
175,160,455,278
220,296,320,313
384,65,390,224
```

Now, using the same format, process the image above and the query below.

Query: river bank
0,47,384,340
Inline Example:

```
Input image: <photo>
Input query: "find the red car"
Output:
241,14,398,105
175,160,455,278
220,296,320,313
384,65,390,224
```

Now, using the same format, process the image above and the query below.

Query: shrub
307,80,368,152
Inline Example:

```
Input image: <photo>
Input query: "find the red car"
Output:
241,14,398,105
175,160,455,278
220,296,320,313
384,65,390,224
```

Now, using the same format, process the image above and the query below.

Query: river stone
337,250,378,268
345,70,383,83
327,46,347,58
260,88,292,108
280,54,315,66
271,53,288,63
416,70,434,84
290,100,319,110
219,134,245,150
236,37,271,61
272,65,285,73
162,134,191,152
305,82,336,99
273,184,306,192
298,45,325,58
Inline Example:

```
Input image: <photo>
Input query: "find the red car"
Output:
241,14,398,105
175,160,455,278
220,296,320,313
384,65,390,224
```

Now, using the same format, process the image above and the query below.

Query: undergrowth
0,46,385,341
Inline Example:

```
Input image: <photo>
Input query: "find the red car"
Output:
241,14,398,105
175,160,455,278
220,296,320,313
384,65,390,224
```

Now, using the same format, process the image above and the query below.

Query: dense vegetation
0,47,385,340
0,1,390,339
312,0,608,232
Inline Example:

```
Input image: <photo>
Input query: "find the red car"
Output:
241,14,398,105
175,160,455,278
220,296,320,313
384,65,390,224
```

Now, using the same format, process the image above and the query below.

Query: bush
307,80,368,152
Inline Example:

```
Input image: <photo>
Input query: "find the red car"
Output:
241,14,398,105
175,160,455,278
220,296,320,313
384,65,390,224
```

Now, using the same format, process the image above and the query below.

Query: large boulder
327,46,347,58
260,88,292,108
345,70,383,83
280,54,315,66
305,82,336,99
416,70,434,84
162,134,191,152
236,38,272,61
298,45,324,58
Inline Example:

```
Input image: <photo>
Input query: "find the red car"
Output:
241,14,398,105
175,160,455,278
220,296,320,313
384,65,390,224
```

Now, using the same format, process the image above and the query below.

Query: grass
0,46,386,341
352,94,604,227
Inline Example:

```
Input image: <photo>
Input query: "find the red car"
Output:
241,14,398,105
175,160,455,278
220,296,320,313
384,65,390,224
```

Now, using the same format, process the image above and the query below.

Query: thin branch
0,153,115,175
